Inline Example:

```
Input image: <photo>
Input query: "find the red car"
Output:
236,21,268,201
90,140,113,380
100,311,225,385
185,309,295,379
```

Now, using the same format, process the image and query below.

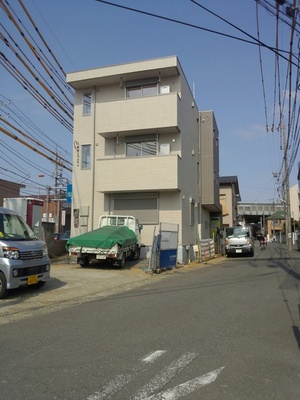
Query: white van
0,207,51,299
224,225,255,257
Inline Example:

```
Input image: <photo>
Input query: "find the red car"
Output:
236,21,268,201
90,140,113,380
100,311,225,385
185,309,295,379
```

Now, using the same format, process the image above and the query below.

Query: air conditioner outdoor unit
160,143,170,155
160,85,170,94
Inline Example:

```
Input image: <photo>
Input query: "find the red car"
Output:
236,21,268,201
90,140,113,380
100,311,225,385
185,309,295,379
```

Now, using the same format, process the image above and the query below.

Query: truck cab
98,215,143,246
224,225,255,257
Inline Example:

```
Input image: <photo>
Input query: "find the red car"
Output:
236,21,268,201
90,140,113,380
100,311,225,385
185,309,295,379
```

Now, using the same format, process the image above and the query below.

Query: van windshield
226,226,249,238
0,212,36,241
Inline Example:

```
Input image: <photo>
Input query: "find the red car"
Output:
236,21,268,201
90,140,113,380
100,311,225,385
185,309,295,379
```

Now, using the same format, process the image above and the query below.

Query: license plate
96,255,106,260
236,249,242,253
28,275,38,285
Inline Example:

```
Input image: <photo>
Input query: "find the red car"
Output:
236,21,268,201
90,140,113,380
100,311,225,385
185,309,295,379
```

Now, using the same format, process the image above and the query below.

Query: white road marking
148,366,225,399
87,373,133,400
142,350,167,364
86,351,225,400
87,351,167,400
133,352,198,400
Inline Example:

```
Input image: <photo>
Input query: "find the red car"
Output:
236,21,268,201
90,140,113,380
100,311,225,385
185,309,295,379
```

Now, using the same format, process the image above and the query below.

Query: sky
1,0,300,203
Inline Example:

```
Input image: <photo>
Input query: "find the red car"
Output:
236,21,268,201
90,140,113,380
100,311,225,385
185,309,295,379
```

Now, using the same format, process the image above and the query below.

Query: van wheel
0,272,9,299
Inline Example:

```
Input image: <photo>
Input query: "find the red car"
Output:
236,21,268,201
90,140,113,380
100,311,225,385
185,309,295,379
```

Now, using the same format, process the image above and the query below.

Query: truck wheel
130,246,140,260
0,272,9,299
118,253,126,268
79,258,89,268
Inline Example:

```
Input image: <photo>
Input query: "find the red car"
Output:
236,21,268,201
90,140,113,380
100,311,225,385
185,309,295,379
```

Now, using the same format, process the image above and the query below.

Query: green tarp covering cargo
66,225,138,250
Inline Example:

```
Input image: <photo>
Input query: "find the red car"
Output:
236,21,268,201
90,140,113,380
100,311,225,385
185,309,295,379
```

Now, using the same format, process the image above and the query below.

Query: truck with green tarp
66,215,143,268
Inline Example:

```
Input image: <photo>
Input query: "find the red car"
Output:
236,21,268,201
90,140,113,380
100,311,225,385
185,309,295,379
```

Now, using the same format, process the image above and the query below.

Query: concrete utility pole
281,117,293,250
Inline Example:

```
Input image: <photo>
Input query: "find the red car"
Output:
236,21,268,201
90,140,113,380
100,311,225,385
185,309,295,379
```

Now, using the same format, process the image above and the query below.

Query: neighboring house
66,56,221,263
266,210,286,239
219,176,241,227
0,179,25,206
290,183,299,224
200,111,222,238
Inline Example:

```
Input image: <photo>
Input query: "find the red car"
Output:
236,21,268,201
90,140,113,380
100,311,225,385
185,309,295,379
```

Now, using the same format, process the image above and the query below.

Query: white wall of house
290,183,299,223
67,56,220,263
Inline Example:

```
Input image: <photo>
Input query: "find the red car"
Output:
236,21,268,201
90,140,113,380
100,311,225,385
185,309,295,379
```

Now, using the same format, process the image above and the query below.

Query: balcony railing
95,154,181,192
97,93,180,136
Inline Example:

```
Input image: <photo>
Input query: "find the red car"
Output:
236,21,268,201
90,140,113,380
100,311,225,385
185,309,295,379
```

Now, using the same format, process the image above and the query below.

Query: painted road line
142,350,167,363
148,366,225,400
87,351,224,400
87,350,167,400
133,352,198,400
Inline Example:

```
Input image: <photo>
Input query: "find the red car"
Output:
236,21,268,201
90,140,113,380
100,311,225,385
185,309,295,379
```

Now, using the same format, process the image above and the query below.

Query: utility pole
281,117,293,250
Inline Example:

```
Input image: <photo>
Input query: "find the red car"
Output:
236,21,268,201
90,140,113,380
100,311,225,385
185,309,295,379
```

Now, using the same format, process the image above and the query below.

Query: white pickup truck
66,215,143,268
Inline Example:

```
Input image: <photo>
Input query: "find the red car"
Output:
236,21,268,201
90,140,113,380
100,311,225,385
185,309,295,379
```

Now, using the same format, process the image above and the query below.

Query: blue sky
1,0,298,202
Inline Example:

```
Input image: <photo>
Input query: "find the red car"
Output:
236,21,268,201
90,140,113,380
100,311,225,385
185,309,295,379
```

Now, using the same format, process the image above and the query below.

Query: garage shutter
113,195,158,224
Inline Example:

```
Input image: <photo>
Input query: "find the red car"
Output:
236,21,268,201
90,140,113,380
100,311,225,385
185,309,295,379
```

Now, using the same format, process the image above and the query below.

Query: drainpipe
91,86,96,230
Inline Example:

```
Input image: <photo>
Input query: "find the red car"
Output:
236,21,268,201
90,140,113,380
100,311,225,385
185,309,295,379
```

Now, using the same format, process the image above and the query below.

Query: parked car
54,233,65,240
63,230,70,240
0,206,51,299
54,231,70,240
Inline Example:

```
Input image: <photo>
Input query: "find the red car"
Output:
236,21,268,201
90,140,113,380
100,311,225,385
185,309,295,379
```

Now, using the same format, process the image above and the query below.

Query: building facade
0,179,25,206
219,176,241,227
67,56,221,263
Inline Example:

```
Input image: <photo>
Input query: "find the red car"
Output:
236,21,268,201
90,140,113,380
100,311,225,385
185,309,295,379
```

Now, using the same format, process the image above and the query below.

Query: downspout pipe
91,86,96,229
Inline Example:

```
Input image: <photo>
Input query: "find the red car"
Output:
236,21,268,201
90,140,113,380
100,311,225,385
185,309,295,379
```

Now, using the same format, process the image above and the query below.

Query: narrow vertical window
81,144,91,169
190,198,195,226
83,93,91,115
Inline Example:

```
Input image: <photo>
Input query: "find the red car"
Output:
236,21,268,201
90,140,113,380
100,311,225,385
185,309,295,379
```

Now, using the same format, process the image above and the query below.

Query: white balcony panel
98,93,179,136
96,155,181,192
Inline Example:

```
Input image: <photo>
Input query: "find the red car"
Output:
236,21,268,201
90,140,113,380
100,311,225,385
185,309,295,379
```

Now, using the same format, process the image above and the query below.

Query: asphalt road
0,242,300,400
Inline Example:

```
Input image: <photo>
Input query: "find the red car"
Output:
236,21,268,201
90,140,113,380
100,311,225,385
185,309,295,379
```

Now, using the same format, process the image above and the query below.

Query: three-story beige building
67,56,221,263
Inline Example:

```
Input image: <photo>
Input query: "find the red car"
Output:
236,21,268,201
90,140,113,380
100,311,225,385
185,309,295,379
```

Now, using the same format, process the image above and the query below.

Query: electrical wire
256,1,269,132
0,54,73,132
0,95,72,158
0,117,72,167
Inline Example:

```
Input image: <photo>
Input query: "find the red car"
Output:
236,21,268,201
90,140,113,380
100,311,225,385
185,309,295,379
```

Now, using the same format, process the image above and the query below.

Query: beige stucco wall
68,57,215,261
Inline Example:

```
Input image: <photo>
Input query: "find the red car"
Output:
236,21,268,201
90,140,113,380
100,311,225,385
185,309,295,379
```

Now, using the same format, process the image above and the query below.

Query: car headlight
3,247,20,259
43,245,48,256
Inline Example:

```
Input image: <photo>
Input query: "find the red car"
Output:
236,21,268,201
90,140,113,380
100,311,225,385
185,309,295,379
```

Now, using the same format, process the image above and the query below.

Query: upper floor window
125,77,159,98
127,84,158,98
125,134,158,157
127,141,158,157
83,93,91,115
81,144,91,169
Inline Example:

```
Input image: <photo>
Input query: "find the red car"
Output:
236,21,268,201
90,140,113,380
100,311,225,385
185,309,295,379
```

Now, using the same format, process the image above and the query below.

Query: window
81,145,91,169
127,141,158,157
125,77,159,98
125,134,158,157
127,84,158,98
83,93,91,115
190,198,195,226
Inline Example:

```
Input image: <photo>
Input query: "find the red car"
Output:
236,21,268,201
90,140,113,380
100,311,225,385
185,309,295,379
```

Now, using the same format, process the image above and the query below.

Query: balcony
97,93,180,137
95,154,181,192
